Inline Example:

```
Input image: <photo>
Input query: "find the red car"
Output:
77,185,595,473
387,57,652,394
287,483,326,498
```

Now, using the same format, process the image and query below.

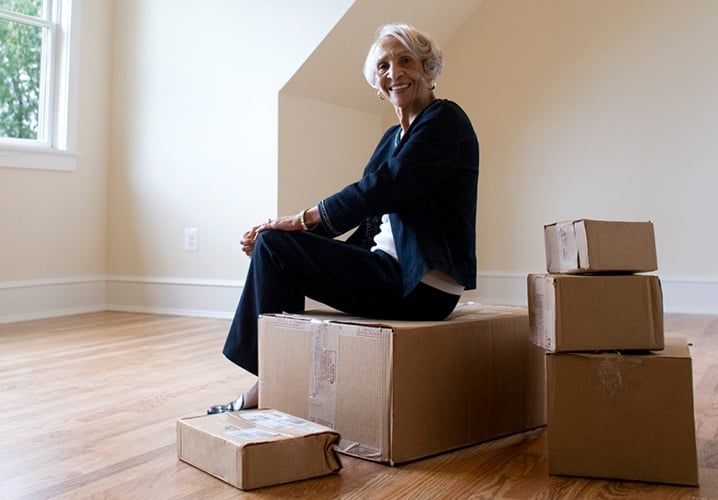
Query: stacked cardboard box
528,219,699,486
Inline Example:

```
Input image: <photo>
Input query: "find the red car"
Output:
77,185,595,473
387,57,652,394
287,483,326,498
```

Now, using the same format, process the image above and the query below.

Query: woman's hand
240,224,263,257
240,210,314,257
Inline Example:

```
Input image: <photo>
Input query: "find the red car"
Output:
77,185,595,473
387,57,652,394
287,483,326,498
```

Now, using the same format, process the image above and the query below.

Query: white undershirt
370,214,464,296
371,214,398,260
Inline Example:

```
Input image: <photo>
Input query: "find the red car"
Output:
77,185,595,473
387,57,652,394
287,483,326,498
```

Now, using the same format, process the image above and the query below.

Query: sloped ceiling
281,0,484,113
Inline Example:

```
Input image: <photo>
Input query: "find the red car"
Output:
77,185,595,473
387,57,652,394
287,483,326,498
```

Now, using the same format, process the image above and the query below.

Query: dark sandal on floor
206,393,244,415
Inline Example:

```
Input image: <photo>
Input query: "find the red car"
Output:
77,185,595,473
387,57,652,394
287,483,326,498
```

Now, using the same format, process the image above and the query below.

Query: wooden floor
1,311,717,499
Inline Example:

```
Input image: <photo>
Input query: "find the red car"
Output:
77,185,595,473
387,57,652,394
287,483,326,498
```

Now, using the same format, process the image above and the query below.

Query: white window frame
0,0,80,172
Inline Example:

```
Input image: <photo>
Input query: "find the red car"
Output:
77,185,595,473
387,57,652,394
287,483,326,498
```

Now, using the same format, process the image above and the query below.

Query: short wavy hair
363,23,443,90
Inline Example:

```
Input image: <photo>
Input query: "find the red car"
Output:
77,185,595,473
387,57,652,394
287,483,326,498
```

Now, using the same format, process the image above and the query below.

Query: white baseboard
1,272,717,324
464,273,530,307
105,276,241,320
472,272,718,315
0,277,106,324
656,276,718,315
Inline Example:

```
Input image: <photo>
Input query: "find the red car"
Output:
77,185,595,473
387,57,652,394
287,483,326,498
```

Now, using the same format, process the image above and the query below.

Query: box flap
544,220,579,273
179,410,340,445
263,302,526,331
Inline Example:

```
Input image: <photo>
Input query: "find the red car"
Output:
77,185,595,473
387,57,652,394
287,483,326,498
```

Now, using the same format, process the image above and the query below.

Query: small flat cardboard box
177,409,342,490
547,337,699,486
528,273,664,352
545,219,658,274
258,303,546,465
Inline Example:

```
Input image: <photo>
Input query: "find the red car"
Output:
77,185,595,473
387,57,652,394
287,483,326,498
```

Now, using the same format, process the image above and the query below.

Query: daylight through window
0,0,77,170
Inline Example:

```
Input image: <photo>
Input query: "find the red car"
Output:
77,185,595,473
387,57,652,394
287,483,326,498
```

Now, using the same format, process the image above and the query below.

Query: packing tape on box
528,275,556,351
558,221,577,268
335,438,383,460
598,357,624,398
308,321,338,429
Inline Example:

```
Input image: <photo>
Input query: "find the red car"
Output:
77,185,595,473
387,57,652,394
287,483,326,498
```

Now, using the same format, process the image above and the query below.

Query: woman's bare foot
243,381,259,409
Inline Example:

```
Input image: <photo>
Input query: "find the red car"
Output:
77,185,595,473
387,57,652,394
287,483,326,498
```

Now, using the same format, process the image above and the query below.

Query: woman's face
374,36,433,117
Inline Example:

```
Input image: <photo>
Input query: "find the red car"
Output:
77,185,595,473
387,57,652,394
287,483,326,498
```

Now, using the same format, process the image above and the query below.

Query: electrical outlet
184,228,198,252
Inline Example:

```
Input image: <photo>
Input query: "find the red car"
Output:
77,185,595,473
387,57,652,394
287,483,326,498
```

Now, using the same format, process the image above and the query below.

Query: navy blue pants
222,230,460,374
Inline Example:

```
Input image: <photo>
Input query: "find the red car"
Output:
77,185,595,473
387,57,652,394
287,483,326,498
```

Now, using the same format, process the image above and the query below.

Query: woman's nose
388,63,403,80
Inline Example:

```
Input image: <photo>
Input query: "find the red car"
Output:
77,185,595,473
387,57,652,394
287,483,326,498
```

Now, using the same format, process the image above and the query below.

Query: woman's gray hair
363,23,443,89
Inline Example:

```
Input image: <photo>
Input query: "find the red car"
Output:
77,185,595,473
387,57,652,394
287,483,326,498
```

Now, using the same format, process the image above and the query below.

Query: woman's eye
377,63,388,74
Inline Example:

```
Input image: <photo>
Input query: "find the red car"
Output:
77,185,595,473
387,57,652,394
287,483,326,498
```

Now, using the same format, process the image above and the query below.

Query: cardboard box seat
258,302,546,465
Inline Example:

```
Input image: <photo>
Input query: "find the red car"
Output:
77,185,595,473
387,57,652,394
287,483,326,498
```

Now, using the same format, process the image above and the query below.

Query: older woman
209,23,479,413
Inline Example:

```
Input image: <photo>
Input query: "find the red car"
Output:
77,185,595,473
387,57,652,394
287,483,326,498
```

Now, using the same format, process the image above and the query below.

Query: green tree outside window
0,0,45,141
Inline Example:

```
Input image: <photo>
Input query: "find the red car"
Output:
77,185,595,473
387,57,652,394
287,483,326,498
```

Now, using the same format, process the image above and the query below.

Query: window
0,0,78,171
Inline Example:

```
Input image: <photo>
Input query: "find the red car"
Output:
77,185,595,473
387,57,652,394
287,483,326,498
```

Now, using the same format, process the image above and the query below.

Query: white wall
441,0,718,311
107,0,354,279
0,0,112,322
105,0,354,315
279,0,718,313
277,95,382,218
2,0,717,323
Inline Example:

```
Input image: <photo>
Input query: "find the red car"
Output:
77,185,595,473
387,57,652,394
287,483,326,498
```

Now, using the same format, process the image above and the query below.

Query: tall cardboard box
258,303,546,465
546,336,698,486
544,219,657,274
528,273,664,352
177,410,342,490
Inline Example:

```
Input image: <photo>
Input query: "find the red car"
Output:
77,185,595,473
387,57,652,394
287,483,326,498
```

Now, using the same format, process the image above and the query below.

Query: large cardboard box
258,303,546,465
177,409,342,490
528,273,664,352
547,337,699,486
545,219,657,274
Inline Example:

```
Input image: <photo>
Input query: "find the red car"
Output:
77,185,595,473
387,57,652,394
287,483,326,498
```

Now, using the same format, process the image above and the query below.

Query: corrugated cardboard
547,336,699,486
177,410,342,490
258,303,546,465
527,273,664,352
545,219,657,274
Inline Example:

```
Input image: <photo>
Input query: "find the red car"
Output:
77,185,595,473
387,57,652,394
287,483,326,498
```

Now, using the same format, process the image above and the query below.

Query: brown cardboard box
258,303,546,465
528,273,664,352
544,219,657,274
547,337,699,486
177,409,342,490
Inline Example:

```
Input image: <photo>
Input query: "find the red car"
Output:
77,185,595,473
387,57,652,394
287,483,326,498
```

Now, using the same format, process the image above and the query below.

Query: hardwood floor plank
1,312,716,498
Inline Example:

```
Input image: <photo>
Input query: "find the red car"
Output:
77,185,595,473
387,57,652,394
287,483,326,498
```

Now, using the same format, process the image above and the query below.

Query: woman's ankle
243,381,259,408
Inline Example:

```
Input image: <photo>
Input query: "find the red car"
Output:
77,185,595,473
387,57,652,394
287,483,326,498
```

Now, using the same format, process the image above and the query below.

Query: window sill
0,145,78,172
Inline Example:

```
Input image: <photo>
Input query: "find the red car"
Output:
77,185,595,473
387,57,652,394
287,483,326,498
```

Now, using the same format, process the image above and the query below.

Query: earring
430,81,437,90
377,90,386,100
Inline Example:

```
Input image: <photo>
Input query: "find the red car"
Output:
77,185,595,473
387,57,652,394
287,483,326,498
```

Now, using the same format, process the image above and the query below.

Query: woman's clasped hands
240,213,304,257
